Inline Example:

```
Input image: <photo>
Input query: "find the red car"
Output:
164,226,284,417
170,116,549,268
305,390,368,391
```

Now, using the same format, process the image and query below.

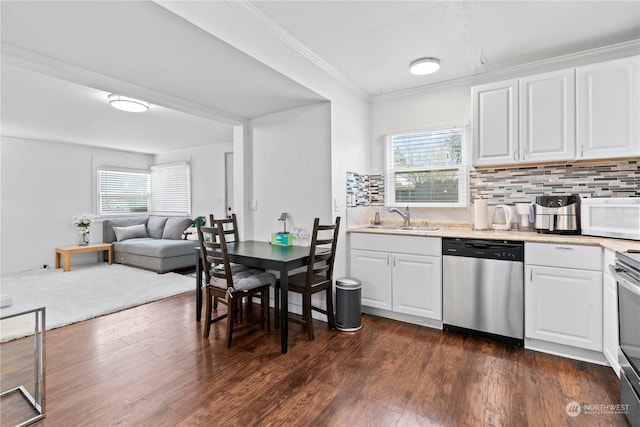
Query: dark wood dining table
195,240,323,354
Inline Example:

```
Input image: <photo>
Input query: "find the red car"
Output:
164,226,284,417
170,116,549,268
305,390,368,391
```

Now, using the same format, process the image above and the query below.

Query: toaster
534,195,581,234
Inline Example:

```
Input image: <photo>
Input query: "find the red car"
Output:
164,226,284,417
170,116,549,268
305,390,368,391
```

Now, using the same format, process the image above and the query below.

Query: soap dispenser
374,207,381,225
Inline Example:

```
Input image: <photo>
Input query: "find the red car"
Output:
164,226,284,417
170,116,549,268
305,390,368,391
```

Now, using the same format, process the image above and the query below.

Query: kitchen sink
364,225,443,232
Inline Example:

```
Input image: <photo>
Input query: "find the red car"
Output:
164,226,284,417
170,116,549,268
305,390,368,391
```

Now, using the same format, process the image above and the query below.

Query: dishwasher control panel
442,238,524,261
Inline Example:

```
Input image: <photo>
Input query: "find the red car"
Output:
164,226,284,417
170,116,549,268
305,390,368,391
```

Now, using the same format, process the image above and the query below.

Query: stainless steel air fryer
534,195,581,234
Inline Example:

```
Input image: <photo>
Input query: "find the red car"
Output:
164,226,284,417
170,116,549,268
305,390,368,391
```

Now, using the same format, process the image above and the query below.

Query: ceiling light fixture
108,94,150,113
409,57,440,75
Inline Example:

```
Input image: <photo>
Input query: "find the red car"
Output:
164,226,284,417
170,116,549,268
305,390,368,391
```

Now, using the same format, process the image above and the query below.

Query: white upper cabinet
471,55,639,166
576,56,640,160
519,68,576,163
472,79,519,166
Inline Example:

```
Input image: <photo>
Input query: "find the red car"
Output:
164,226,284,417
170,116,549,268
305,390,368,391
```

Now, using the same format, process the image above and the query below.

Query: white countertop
347,224,640,253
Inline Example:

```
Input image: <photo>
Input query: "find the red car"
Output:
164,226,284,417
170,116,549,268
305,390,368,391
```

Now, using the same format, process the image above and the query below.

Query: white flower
71,213,95,228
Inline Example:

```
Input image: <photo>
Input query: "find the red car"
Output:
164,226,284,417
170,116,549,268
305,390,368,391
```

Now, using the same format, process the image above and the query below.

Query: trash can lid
336,277,361,290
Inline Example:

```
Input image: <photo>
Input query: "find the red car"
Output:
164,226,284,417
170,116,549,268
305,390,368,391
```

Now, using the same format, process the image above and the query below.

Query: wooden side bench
55,243,113,272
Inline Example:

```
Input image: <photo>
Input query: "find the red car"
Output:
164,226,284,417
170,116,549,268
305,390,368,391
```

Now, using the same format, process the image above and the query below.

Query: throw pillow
162,217,193,240
146,216,168,239
113,224,149,241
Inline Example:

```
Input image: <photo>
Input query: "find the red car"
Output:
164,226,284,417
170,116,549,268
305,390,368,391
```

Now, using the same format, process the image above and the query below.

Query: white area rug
0,263,194,341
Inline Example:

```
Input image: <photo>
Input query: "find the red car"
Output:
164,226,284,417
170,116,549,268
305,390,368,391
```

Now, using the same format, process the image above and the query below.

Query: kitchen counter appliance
610,250,640,426
443,238,524,346
582,197,640,241
534,195,581,234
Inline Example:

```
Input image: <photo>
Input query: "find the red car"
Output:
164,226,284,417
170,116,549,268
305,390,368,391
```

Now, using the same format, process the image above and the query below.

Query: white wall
0,136,153,275
157,1,372,280
249,103,332,240
370,83,474,224
154,142,233,221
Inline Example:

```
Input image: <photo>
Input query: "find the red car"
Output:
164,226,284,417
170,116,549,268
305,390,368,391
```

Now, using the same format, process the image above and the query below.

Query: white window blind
98,168,150,215
150,162,191,216
385,125,468,207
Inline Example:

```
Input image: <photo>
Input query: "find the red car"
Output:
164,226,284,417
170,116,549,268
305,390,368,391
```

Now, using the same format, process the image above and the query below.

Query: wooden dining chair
207,213,251,311
197,221,274,347
209,213,240,242
275,217,340,340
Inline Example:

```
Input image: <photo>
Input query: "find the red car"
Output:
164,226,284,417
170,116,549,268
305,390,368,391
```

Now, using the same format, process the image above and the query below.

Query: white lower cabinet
350,234,441,322
603,249,620,376
350,249,392,310
525,264,602,351
525,243,603,355
392,253,441,319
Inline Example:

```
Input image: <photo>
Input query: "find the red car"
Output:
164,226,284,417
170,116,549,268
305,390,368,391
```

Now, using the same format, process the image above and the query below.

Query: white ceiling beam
2,42,245,126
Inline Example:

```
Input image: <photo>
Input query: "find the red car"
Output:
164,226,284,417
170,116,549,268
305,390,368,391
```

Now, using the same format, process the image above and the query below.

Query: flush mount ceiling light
108,94,150,113
409,57,440,75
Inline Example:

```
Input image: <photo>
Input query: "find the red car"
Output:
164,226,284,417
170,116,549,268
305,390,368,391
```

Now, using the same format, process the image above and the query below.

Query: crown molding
373,39,640,103
227,1,370,101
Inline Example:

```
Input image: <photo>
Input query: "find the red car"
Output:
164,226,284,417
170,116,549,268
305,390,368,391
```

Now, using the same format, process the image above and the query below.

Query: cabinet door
576,56,640,160
392,254,442,320
525,265,602,351
519,68,576,163
472,79,519,166
603,269,620,376
350,250,392,310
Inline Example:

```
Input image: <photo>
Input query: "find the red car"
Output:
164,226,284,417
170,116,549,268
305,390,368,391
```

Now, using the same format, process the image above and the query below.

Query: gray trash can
335,277,362,331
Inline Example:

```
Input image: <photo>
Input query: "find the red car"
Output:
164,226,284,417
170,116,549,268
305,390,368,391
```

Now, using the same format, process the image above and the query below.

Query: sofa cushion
112,238,155,254
113,224,149,241
122,238,196,258
162,217,192,240
103,217,148,243
146,216,168,239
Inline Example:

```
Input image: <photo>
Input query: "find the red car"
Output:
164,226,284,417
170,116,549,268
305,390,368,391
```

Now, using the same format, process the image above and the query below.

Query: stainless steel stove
611,250,640,426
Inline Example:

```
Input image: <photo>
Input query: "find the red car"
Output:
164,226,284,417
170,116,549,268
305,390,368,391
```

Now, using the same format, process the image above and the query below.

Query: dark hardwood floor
1,291,629,427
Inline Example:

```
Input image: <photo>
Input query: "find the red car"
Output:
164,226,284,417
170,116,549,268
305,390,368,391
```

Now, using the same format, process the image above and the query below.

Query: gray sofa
103,216,197,273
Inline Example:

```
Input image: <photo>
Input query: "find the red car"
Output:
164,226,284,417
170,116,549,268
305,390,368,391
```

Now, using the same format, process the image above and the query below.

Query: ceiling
251,1,640,95
1,1,639,154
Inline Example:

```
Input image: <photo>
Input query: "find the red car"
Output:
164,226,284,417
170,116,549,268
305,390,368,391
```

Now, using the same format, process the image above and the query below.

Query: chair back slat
305,217,341,284
197,222,233,288
209,213,240,242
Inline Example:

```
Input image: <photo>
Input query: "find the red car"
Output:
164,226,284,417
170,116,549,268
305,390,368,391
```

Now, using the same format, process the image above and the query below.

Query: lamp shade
409,57,440,75
108,94,149,112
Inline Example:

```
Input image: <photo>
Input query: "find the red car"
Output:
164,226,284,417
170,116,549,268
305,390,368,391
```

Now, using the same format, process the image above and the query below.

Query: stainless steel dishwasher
442,238,524,346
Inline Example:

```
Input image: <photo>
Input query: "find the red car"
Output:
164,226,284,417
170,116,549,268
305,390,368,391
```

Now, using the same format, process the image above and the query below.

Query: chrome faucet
389,206,411,227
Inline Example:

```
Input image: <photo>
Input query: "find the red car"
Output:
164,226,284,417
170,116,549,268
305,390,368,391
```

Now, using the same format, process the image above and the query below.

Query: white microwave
581,198,640,241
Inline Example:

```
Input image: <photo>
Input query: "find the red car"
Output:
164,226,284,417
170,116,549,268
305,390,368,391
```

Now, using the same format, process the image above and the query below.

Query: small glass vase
78,228,90,246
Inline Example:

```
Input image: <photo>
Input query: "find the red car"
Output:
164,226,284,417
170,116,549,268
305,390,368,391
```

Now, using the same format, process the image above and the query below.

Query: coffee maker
534,195,581,234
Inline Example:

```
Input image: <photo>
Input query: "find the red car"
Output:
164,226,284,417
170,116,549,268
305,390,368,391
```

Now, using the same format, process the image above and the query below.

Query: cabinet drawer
350,233,441,256
525,242,601,271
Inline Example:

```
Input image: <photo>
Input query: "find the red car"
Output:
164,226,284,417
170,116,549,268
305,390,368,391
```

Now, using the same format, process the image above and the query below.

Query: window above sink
385,124,469,208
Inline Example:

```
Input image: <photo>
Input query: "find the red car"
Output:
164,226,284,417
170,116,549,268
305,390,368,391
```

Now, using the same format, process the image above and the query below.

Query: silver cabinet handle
387,254,390,265
521,149,526,161
513,150,517,161
581,144,584,157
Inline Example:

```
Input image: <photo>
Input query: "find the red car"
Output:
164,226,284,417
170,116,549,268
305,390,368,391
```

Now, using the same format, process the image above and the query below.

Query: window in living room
97,162,191,217
98,168,150,215
150,162,191,216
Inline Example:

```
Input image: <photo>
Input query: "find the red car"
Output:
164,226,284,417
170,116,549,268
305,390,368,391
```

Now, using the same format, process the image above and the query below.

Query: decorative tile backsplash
470,159,638,204
346,172,368,207
348,159,638,207
346,172,385,207
369,175,384,205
